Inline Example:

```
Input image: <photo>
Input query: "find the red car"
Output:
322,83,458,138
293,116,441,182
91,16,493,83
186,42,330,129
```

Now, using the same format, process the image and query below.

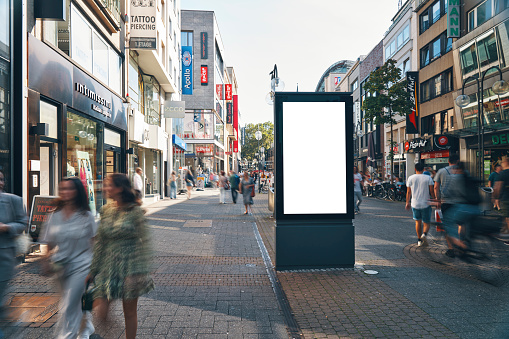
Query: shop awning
172,134,187,150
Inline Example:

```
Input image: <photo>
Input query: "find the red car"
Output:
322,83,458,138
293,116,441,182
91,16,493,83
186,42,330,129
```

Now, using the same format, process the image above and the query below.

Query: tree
241,122,274,165
362,59,413,180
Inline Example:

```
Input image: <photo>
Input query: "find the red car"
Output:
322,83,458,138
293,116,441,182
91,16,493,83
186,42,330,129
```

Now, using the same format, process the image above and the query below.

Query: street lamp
265,64,285,105
455,66,509,184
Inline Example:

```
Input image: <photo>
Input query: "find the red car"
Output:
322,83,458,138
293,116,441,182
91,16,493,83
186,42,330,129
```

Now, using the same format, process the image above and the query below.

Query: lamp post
455,66,508,184
265,64,285,105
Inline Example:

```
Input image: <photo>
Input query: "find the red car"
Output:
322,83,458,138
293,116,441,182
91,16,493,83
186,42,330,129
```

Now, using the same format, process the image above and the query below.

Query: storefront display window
66,111,104,216
0,57,10,191
144,149,160,195
184,113,213,139
143,75,160,125
215,116,224,145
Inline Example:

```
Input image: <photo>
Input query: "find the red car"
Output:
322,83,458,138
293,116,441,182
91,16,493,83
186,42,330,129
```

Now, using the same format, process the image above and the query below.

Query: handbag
82,281,97,311
7,195,30,256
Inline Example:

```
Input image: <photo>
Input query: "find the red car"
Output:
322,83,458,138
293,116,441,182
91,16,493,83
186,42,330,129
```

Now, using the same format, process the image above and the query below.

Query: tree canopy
241,122,274,161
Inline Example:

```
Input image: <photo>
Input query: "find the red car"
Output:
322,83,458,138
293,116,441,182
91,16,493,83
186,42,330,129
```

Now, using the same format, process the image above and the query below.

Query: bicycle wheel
468,235,509,286
423,224,452,264
388,189,396,201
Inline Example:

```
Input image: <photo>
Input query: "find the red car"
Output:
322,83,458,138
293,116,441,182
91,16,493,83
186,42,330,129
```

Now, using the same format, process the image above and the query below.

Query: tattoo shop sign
130,1,157,49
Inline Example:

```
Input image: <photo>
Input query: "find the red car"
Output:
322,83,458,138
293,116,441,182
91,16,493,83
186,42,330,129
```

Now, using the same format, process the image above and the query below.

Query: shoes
354,210,359,214
420,233,428,246
417,240,423,247
244,212,248,214
445,249,456,258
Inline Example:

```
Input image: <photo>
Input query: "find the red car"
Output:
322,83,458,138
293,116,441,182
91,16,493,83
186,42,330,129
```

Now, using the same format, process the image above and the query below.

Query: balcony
84,0,122,33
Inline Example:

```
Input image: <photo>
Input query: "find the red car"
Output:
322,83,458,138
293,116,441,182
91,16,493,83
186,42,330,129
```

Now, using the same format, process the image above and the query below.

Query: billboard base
275,221,354,270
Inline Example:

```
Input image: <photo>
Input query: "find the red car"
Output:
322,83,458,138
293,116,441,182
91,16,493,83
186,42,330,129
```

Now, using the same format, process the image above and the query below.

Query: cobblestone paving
251,194,509,339
2,189,289,339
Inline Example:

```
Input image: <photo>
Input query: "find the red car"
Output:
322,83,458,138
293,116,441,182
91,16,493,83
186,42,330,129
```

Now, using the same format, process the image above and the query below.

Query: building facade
180,10,239,176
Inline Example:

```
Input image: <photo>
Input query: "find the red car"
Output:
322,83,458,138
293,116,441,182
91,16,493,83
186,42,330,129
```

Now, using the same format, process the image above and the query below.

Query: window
419,0,448,34
351,79,358,91
467,0,508,31
420,31,453,68
421,115,435,135
70,5,122,93
143,75,161,126
497,20,509,69
477,30,499,69
460,42,479,76
420,69,453,102
181,31,193,47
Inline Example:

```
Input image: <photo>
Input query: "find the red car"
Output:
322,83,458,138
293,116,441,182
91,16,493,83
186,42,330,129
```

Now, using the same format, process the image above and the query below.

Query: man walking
406,163,435,246
489,164,502,188
353,166,363,214
229,171,240,204
133,167,143,200
494,159,509,235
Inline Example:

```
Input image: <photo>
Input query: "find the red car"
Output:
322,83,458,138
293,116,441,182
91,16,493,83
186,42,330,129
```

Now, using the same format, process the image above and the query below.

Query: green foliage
241,122,274,161
362,59,413,126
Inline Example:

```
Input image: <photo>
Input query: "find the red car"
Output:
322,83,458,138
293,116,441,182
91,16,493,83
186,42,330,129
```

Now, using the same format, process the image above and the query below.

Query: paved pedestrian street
2,189,509,338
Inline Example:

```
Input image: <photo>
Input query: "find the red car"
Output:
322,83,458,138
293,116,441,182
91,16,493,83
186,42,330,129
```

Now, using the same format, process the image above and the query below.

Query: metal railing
97,0,121,25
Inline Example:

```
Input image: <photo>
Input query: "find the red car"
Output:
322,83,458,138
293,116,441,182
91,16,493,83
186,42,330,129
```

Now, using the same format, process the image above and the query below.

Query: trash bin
268,187,275,214
480,187,493,212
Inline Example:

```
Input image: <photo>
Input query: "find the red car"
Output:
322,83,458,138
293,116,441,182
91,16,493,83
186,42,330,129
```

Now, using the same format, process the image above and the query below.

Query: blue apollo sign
182,46,193,95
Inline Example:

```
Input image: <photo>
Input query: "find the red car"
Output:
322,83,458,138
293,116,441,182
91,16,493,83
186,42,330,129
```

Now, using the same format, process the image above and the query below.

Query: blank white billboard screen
283,102,347,214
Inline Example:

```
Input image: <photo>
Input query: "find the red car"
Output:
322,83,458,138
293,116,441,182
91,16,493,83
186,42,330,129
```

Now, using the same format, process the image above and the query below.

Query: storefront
0,0,11,192
27,35,127,216
404,135,458,174
465,129,509,183
172,134,186,173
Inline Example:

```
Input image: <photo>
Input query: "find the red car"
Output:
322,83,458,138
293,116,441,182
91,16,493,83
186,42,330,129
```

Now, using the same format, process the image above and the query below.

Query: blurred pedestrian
494,159,509,234
0,171,28,327
218,171,228,204
353,166,363,214
169,171,177,199
185,169,195,199
41,177,96,339
229,171,240,204
239,171,255,215
87,174,154,339
488,164,502,188
423,167,431,176
133,168,143,200
405,163,435,246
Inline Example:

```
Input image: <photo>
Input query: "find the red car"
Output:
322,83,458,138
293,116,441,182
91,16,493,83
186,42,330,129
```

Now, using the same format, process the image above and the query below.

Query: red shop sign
420,150,450,159
216,84,223,100
225,84,232,100
200,65,208,85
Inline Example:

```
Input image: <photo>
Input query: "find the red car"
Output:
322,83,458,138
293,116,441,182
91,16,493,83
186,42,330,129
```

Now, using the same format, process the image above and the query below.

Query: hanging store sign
447,0,460,38
225,84,233,100
420,150,450,159
226,102,233,124
201,65,208,85
216,84,223,100
129,1,157,49
406,72,419,134
200,32,208,59
404,138,429,152
182,46,193,95
233,95,239,152
163,100,185,118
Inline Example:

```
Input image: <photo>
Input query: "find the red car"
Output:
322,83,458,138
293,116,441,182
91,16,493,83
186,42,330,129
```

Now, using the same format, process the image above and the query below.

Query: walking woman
185,169,195,199
0,171,28,328
169,171,177,199
218,171,227,204
41,177,96,339
239,171,255,215
87,174,153,339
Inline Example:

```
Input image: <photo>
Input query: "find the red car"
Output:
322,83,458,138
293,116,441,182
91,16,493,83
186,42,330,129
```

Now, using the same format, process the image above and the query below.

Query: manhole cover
183,220,212,227
246,264,257,267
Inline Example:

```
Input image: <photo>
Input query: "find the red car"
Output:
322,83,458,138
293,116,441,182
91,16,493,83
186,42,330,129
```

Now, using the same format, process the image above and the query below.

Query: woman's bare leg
122,298,138,339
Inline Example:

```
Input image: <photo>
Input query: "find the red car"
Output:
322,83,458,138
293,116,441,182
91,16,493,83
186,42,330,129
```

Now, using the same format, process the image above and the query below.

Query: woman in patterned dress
87,173,154,339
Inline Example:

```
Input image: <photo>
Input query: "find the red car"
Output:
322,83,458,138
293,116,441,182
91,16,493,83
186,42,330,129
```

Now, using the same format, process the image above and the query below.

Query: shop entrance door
105,150,121,176
40,143,58,195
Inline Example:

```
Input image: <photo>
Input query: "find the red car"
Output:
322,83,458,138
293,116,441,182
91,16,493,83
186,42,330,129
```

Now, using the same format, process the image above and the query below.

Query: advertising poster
406,72,419,134
196,175,205,190
77,151,96,216
28,195,58,241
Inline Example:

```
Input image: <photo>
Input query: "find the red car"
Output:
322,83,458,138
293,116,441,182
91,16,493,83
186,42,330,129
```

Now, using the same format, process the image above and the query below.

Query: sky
182,0,401,124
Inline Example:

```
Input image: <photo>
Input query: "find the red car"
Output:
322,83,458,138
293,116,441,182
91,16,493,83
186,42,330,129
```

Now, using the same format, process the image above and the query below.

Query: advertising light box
274,93,353,221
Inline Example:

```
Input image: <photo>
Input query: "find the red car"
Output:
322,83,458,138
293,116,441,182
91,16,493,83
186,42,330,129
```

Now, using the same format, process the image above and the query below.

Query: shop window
66,111,104,217
144,149,160,195
215,116,224,146
143,75,160,126
421,115,435,135
40,101,58,140
461,93,479,128
0,57,10,191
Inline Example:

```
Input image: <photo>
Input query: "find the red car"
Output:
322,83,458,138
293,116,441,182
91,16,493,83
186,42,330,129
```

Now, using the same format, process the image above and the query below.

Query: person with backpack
436,159,480,257
405,163,435,247
229,171,240,204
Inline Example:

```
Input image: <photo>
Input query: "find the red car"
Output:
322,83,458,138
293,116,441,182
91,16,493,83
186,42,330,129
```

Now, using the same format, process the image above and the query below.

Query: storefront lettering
408,139,427,149
75,83,112,109
492,134,509,145
91,104,112,118
184,69,192,90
